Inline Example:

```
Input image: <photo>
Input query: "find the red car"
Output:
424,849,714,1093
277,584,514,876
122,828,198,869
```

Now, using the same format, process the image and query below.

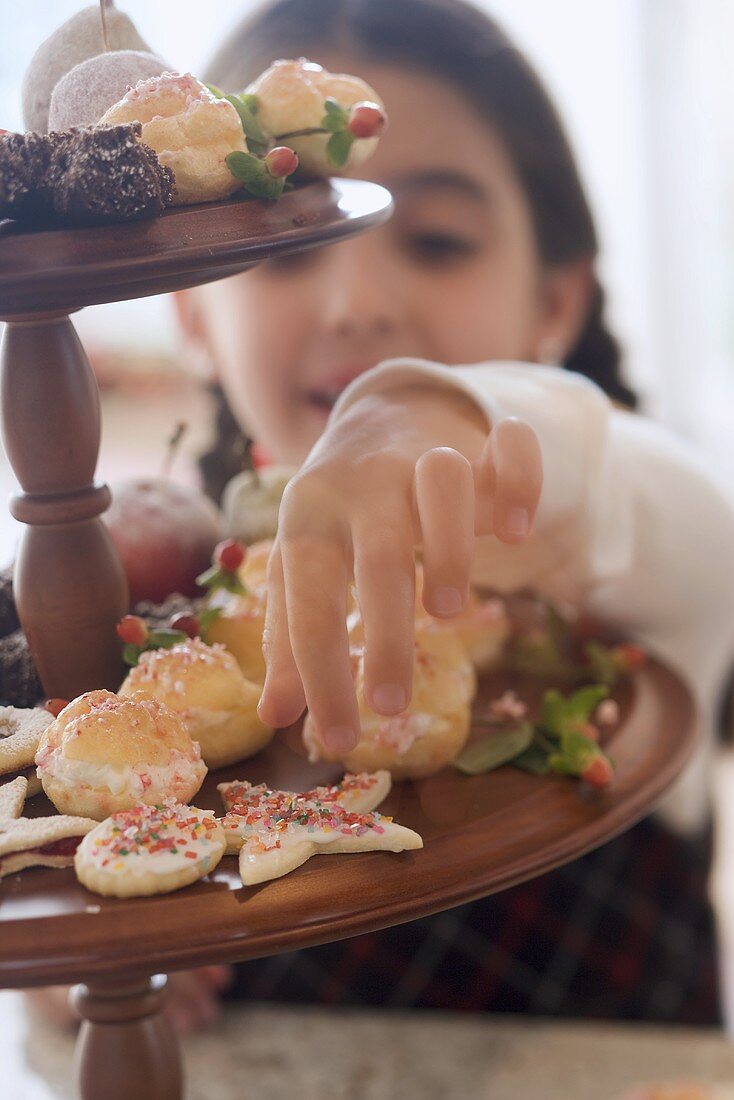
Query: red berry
116,614,149,647
45,698,69,718
348,102,386,139
215,539,246,573
265,146,299,179
581,755,614,789
169,613,200,639
613,643,646,671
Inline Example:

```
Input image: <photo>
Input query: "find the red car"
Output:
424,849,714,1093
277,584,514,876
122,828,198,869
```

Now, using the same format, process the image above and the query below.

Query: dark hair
200,0,636,499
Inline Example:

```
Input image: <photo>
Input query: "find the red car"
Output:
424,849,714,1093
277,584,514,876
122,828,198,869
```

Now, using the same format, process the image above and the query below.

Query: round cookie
75,800,226,897
119,638,273,769
304,629,476,780
100,72,247,204
35,690,207,821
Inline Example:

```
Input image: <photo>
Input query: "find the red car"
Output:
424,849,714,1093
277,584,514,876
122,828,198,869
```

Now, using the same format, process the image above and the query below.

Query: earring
536,336,564,366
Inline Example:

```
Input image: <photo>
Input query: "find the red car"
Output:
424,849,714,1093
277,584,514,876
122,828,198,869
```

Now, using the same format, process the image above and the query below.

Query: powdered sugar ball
48,50,168,131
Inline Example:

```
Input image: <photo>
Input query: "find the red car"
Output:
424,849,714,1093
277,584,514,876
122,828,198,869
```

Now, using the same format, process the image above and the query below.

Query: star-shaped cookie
217,770,392,855
218,774,422,886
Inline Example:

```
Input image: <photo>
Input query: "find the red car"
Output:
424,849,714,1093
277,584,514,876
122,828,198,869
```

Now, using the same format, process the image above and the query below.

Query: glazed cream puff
35,690,207,821
75,800,226,898
304,628,476,780
119,638,273,770
202,539,271,684
100,71,247,204
413,564,510,674
246,59,384,176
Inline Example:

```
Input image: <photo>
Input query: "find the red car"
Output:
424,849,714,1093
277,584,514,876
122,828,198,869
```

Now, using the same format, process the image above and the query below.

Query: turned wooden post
0,315,128,698
71,974,183,1100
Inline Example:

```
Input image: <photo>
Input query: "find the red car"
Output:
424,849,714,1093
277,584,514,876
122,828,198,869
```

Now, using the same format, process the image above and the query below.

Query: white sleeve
330,357,734,833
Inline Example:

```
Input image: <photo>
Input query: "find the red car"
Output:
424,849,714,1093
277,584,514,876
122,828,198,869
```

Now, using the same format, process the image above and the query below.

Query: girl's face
186,59,590,465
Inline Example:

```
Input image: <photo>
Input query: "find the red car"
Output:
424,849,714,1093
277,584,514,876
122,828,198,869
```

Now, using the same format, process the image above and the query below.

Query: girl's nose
318,237,402,339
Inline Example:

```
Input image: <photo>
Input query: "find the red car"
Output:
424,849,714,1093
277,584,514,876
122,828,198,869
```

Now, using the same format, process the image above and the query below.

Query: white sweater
330,359,734,835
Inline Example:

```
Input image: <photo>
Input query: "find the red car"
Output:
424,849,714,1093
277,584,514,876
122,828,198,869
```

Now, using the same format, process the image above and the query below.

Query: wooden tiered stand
0,181,699,1100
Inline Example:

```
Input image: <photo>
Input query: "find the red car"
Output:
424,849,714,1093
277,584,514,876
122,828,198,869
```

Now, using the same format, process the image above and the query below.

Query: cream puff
35,690,207,821
100,72,247,204
75,800,226,898
413,564,510,673
119,638,273,769
304,629,476,780
246,59,384,176
202,540,271,684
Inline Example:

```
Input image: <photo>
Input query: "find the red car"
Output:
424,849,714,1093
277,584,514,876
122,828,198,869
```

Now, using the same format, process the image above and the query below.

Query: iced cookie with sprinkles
221,782,422,886
0,704,54,797
218,770,392,854
75,800,226,898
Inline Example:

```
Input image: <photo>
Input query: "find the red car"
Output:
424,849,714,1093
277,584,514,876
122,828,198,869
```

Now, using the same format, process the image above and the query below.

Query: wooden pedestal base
0,315,129,698
71,975,182,1100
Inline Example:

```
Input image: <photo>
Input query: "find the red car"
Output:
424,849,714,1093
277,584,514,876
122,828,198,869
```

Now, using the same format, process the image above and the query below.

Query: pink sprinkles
91,799,218,868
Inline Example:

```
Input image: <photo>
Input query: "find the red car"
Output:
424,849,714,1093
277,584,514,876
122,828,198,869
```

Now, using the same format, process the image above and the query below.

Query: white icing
36,750,206,800
80,805,221,877
375,712,435,755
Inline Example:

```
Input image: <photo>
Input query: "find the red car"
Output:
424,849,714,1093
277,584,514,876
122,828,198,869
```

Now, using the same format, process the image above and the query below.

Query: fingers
279,530,360,754
414,447,474,617
257,542,307,729
352,506,416,715
474,418,542,542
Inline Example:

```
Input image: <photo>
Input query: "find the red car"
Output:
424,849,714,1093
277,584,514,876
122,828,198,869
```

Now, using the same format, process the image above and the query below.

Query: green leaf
147,629,188,650
225,152,284,199
539,689,567,738
547,753,579,776
207,86,269,154
198,606,222,633
454,721,534,775
584,640,621,686
321,97,349,132
513,743,551,776
196,564,221,588
122,643,141,667
566,684,609,723
326,129,355,169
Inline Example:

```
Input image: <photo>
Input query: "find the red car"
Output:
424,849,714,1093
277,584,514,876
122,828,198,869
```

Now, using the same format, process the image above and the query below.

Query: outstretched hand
257,385,542,752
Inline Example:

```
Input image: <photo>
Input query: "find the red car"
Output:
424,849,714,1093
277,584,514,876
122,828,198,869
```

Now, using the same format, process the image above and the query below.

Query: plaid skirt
225,815,721,1024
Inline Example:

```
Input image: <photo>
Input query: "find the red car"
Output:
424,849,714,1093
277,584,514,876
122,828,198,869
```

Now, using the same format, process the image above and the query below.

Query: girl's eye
403,231,479,265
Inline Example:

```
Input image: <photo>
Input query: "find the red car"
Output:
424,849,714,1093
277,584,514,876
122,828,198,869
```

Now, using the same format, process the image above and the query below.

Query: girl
31,0,734,1032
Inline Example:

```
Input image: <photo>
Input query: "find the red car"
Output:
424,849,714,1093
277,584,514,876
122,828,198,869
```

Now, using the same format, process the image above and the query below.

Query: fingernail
372,683,408,714
323,725,359,752
432,587,463,616
504,506,530,539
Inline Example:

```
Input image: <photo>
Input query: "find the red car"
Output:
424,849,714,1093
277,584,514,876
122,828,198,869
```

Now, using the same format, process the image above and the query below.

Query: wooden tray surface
0,659,696,988
0,178,393,316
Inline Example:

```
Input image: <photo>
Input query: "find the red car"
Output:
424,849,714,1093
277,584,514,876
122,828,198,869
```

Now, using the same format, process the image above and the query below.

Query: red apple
104,478,224,605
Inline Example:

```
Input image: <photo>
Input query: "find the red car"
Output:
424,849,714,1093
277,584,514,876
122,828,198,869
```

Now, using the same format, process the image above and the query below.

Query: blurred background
2,2,733,569
3,0,734,1045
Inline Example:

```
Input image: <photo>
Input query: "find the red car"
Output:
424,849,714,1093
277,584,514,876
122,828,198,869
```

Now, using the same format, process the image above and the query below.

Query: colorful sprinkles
89,799,220,869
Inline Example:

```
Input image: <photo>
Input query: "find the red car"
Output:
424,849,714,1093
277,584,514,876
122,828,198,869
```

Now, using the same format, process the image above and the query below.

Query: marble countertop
4,990,734,1100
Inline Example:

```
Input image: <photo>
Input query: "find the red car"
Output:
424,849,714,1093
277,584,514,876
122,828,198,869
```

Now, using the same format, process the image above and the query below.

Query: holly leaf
454,721,534,776
565,684,609,723
122,643,141,668
225,152,284,200
321,96,349,132
147,629,188,650
584,640,621,686
326,130,355,169
207,87,269,154
513,743,551,776
198,606,222,633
